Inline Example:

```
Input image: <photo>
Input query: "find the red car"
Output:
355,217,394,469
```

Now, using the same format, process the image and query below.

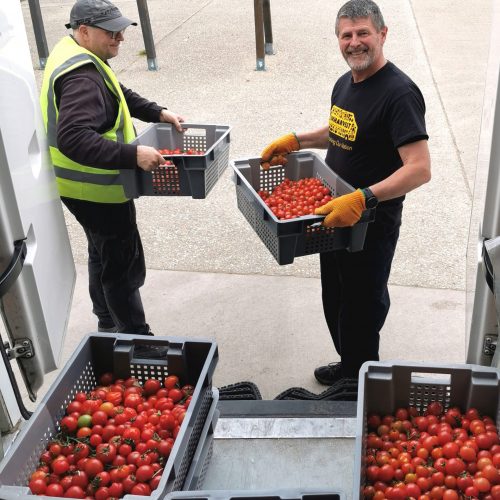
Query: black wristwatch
362,187,379,209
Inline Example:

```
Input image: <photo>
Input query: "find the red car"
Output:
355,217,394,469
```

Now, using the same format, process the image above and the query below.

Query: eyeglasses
87,25,126,39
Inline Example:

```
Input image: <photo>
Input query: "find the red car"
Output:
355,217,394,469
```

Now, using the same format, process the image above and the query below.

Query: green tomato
77,414,92,428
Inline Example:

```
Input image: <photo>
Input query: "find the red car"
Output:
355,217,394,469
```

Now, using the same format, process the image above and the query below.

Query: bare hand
160,109,185,132
136,145,165,172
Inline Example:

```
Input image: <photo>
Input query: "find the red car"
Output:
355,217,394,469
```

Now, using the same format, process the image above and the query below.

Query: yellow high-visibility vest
40,36,135,203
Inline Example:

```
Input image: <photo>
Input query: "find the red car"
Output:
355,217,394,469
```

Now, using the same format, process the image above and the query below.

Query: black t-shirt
324,61,428,199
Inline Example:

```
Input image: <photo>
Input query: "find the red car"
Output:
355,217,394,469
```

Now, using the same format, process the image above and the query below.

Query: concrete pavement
19,0,493,401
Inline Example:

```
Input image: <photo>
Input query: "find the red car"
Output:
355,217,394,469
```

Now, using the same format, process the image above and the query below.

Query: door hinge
2,339,33,360
484,335,497,356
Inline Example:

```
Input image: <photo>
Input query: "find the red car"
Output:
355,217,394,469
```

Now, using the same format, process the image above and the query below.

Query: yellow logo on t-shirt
329,105,358,142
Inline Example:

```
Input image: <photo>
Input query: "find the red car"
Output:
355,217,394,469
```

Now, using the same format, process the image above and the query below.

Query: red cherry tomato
64,485,86,498
150,473,163,490
124,393,142,408
136,464,155,483
108,481,124,497
164,375,179,390
51,457,70,475
95,443,117,464
94,486,110,500
60,415,78,434
122,474,137,493
122,426,141,444
168,388,183,403
131,482,152,496
144,378,161,395
84,457,104,478
73,443,90,461
28,478,47,495
71,470,89,489
106,391,123,405
46,483,64,496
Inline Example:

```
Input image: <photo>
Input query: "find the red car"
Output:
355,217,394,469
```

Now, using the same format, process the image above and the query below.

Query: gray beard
345,52,374,72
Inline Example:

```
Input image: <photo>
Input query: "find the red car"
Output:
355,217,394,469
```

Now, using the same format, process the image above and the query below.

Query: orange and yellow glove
315,189,366,227
260,132,300,170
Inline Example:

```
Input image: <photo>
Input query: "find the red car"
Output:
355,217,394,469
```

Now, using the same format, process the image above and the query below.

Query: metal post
27,0,49,69
263,0,274,55
254,0,265,71
136,0,158,71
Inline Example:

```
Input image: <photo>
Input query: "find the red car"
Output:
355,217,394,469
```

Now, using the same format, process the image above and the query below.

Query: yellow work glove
260,132,300,170
315,189,366,227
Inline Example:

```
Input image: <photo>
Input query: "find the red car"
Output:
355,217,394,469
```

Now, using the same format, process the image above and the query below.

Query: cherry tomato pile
362,401,500,500
257,177,333,220
28,373,194,499
157,148,204,156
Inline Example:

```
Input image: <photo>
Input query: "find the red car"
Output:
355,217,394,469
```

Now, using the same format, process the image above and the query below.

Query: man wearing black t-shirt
261,0,431,385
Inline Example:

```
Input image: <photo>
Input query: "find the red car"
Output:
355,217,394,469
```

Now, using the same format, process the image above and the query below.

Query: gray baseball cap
65,0,137,31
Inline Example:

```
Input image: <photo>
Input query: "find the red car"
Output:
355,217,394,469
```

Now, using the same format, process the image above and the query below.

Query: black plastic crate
166,489,345,500
353,361,500,500
123,123,231,199
219,381,262,401
232,152,374,265
0,334,218,499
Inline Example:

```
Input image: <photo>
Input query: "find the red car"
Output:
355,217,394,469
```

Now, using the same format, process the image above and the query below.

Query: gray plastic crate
123,123,231,199
353,361,500,500
0,334,219,500
232,152,374,265
166,489,346,500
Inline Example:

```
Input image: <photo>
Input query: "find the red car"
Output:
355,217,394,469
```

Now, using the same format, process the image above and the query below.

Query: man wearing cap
40,0,183,336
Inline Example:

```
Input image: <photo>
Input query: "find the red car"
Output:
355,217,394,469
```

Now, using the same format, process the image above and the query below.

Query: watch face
366,196,378,209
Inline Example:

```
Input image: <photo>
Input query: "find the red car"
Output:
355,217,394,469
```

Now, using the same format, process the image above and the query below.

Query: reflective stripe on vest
52,165,122,185
40,36,135,203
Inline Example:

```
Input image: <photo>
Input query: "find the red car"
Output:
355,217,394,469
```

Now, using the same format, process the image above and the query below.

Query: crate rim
231,150,338,225
358,359,500,376
135,122,232,158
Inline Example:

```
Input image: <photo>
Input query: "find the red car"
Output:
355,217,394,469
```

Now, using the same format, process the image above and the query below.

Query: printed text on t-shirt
329,105,358,142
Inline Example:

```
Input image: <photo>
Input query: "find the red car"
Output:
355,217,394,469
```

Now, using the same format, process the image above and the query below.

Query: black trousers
319,202,403,378
62,197,149,334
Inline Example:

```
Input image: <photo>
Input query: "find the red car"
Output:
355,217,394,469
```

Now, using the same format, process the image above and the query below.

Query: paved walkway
19,0,494,400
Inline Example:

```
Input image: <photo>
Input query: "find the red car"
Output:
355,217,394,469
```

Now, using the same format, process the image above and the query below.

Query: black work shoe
97,325,118,333
314,362,343,385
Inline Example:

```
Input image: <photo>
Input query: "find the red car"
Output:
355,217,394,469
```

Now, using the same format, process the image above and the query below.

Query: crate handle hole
411,372,451,384
184,128,207,137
